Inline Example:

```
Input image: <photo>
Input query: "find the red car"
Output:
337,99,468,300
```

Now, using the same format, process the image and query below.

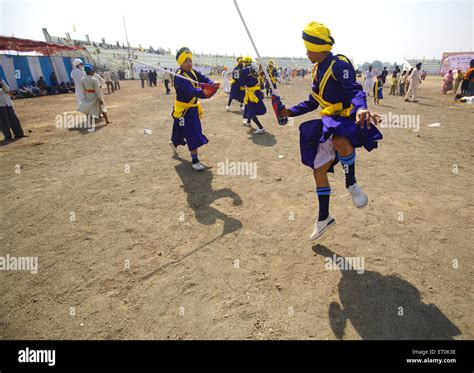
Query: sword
130,58,219,98
233,0,287,125
130,58,199,84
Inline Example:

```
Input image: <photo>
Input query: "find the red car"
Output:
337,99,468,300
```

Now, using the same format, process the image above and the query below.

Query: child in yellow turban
280,21,382,240
170,47,220,171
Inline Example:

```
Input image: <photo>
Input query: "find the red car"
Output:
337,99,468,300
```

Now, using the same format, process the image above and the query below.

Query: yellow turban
242,56,253,64
176,47,193,66
302,22,335,52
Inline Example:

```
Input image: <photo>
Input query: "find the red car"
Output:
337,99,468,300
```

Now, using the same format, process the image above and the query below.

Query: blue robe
229,65,245,103
171,69,214,151
373,79,383,99
240,66,267,119
289,53,382,169
265,66,278,89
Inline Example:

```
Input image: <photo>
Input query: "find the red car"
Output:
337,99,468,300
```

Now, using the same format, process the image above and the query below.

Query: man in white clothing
77,64,111,126
103,70,114,94
404,62,422,102
222,66,231,94
71,58,86,104
364,66,374,96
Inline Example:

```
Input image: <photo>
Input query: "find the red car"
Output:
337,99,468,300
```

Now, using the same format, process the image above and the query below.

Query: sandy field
0,75,473,340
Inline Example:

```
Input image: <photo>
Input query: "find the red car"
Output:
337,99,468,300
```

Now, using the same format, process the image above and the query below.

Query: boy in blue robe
240,56,267,134
170,47,220,171
226,57,245,112
373,75,383,105
265,60,278,97
279,22,382,240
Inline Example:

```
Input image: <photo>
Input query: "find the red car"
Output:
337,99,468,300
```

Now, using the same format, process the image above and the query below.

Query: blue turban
84,64,93,73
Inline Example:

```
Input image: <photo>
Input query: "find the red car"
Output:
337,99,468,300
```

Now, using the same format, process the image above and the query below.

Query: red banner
0,36,84,55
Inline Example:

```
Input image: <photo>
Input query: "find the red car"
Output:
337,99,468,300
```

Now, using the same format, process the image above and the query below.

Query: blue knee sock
316,187,331,221
337,151,356,188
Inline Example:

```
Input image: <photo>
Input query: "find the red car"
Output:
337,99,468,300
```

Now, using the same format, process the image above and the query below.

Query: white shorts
313,138,336,169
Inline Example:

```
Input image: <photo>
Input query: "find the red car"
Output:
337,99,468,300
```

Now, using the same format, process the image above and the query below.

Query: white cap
73,58,84,67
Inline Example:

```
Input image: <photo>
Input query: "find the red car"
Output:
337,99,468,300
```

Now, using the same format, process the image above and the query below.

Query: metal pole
233,0,278,96
123,16,134,79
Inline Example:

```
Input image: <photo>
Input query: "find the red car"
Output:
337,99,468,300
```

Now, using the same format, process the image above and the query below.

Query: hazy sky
1,0,473,64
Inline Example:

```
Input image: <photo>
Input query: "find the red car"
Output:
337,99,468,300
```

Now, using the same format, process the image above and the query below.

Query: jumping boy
279,21,382,240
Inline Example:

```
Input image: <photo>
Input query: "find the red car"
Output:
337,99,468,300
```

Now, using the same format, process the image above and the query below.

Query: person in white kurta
93,72,108,115
364,67,375,96
77,65,110,125
404,63,422,102
71,58,86,104
222,67,231,94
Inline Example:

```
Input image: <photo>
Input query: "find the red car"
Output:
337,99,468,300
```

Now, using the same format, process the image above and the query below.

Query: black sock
316,187,331,221
337,151,357,188
252,116,263,129
227,98,232,106
191,153,199,164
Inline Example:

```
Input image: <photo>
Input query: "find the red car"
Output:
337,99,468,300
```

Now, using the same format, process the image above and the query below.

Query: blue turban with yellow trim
302,21,335,52
176,47,193,66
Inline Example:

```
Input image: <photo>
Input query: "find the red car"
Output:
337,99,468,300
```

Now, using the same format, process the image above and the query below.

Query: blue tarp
0,64,7,84
12,55,33,87
62,57,73,78
39,57,54,86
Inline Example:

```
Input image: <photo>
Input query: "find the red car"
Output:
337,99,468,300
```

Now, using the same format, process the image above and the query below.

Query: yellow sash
311,57,353,117
244,85,260,104
172,70,204,119
268,68,276,84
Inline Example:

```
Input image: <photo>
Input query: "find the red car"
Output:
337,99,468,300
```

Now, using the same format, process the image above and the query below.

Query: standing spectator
163,68,171,95
364,66,374,96
147,70,153,87
221,66,231,94
453,69,463,95
112,71,121,91
389,71,398,95
139,69,146,88
405,68,413,94
50,71,59,93
405,63,422,102
103,70,114,94
381,67,388,85
71,58,86,104
152,70,158,86
0,79,25,141
399,70,407,96
441,70,454,94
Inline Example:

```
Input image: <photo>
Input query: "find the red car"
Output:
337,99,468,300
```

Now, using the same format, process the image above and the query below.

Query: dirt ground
0,75,473,340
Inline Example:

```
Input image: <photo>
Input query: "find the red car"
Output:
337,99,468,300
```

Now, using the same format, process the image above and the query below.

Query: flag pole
123,16,134,79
